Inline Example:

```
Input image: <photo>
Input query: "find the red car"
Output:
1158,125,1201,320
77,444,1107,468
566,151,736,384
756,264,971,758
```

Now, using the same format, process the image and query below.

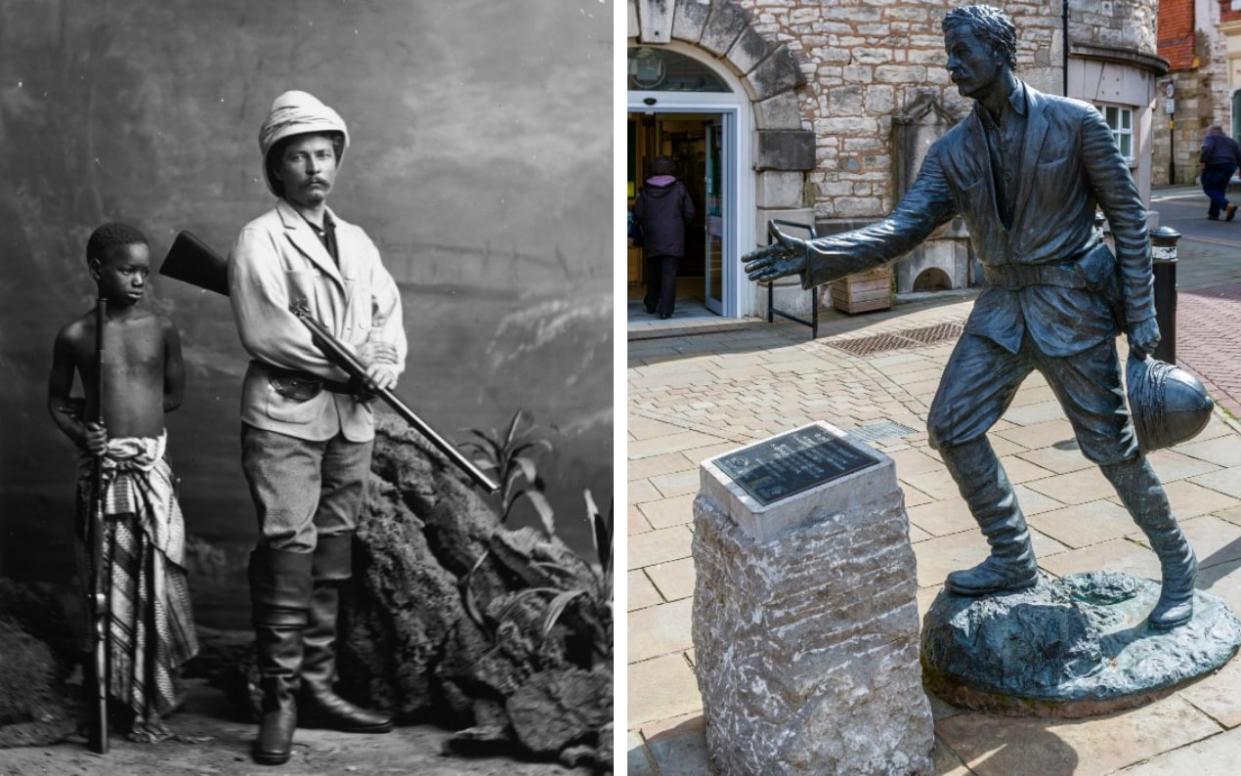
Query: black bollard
1149,226,1180,364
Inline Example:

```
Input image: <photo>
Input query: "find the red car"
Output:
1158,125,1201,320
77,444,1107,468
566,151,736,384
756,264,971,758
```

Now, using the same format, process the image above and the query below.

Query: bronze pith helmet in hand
1126,353,1214,452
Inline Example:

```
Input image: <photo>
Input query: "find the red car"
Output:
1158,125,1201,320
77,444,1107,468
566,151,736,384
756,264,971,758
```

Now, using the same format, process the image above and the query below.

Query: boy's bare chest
77,317,164,376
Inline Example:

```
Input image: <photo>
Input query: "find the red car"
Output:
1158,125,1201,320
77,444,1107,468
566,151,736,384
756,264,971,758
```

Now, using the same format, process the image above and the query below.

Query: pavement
626,185,1241,775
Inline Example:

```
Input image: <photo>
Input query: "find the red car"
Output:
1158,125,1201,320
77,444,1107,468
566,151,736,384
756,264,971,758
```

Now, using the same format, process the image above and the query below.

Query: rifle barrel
297,313,500,494
89,299,109,754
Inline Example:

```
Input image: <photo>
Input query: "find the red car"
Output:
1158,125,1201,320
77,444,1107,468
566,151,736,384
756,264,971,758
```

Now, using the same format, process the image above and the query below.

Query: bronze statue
743,5,1197,630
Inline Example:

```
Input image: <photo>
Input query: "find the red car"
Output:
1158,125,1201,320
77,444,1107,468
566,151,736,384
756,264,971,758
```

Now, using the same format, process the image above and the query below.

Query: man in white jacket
229,90,406,766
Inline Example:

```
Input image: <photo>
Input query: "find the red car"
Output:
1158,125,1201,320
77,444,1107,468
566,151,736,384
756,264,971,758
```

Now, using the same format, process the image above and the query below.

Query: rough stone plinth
692,421,934,776
922,571,1241,718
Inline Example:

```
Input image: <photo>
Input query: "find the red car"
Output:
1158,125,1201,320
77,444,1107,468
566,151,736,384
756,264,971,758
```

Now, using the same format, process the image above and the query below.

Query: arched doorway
628,44,750,319
628,2,813,321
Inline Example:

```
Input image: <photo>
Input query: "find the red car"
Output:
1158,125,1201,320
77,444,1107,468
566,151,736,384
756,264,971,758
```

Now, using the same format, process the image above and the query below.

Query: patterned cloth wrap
77,432,198,742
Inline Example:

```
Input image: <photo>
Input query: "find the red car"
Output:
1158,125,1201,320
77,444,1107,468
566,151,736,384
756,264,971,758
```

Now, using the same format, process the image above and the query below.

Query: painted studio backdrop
0,0,612,629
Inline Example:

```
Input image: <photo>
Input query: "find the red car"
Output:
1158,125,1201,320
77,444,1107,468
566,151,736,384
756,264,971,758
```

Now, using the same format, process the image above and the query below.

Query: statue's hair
86,222,148,267
943,5,1018,71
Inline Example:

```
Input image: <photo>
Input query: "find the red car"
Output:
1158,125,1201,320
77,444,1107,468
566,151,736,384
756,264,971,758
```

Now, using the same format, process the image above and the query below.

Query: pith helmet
1126,353,1214,453
258,90,349,196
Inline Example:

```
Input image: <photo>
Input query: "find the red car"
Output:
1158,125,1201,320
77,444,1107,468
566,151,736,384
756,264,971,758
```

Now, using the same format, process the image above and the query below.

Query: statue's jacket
802,84,1155,358
228,198,407,443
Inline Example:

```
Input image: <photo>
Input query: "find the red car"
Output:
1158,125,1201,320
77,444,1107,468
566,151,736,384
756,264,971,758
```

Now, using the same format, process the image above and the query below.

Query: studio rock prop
209,414,612,771
692,422,933,776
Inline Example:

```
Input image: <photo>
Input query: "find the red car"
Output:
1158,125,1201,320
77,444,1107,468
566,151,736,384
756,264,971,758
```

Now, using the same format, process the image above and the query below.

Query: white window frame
1095,103,1135,163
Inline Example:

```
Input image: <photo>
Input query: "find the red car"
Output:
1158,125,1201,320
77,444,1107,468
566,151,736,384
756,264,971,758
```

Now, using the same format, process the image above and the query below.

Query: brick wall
1159,0,1196,71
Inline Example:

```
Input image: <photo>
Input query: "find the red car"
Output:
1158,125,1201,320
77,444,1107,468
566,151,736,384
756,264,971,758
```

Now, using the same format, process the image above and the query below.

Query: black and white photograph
0,1,614,773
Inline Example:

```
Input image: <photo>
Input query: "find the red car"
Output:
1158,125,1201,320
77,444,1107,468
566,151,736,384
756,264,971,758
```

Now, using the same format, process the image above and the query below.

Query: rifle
88,299,109,754
159,231,499,493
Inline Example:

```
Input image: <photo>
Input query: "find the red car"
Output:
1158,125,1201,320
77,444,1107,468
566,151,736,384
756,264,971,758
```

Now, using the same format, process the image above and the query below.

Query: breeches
927,333,1138,465
241,424,373,553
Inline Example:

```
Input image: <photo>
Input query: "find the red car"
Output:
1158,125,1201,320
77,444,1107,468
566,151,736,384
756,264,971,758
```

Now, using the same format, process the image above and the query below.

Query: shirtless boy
47,222,199,742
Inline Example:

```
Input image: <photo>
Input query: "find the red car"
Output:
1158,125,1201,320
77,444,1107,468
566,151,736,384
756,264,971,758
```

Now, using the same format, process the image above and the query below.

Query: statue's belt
983,262,1087,291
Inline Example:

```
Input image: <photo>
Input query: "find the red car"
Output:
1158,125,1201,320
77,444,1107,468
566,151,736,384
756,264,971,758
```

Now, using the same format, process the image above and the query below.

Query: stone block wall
737,0,1067,221
1071,0,1158,53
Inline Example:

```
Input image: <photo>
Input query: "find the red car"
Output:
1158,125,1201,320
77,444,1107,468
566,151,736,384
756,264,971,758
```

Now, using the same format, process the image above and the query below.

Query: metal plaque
715,425,882,507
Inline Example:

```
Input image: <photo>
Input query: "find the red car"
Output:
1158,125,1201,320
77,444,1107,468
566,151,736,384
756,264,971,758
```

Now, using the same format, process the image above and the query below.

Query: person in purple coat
1200,125,1241,221
633,157,696,319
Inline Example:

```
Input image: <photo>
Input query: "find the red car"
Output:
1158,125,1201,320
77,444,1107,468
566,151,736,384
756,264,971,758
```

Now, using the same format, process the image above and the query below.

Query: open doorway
627,111,726,322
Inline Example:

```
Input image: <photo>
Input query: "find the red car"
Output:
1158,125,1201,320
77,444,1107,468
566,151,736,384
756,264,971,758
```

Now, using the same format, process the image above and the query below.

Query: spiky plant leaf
523,489,556,537
541,589,587,638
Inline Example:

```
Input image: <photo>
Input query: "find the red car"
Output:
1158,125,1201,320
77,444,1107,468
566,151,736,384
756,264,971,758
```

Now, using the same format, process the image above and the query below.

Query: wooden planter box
826,265,893,314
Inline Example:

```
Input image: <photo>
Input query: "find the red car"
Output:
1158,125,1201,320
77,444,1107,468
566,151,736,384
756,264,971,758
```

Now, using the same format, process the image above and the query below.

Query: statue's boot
939,437,1039,595
297,533,393,733
1102,458,1197,630
250,546,313,766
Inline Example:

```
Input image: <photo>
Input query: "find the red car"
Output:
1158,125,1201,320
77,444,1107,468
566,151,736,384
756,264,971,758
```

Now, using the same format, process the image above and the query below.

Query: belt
983,262,1087,291
262,363,357,395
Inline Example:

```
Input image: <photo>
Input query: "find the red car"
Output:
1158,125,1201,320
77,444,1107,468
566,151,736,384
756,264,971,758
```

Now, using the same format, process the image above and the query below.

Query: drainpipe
1062,0,1069,97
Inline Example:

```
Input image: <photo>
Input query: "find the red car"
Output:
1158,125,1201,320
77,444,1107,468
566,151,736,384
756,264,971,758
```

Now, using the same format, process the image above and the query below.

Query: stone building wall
737,0,1068,221
1069,0,1158,53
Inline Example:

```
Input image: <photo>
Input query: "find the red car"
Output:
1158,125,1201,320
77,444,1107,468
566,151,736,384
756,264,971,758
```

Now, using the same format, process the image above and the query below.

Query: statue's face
944,24,1004,100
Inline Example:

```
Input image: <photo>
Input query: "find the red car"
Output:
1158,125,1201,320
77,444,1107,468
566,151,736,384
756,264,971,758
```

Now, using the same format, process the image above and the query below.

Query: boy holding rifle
229,90,405,765
47,222,199,745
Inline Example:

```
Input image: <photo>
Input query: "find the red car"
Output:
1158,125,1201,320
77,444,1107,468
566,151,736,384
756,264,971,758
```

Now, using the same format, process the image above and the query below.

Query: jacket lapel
1012,85,1049,228
276,199,345,292
964,109,1003,226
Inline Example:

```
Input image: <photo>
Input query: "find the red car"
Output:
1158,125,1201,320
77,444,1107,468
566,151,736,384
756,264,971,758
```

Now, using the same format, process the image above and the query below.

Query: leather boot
939,436,1039,595
1101,458,1197,630
250,547,313,766
297,533,393,733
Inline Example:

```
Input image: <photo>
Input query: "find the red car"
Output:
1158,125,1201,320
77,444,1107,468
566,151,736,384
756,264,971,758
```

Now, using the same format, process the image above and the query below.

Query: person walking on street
633,157,696,319
1200,125,1241,221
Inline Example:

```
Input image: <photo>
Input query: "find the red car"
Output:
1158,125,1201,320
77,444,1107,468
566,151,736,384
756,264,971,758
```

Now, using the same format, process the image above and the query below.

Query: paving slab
628,525,693,569
629,653,702,727
1115,724,1241,775
1163,479,1241,517
1190,465,1241,500
630,570,663,611
1029,499,1148,550
934,696,1222,776
628,597,694,662
638,494,698,529
630,450,697,481
641,714,711,776
645,557,695,603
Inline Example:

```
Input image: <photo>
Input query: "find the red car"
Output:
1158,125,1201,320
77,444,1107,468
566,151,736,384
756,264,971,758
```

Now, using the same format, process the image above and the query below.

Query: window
627,47,731,92
1095,104,1134,162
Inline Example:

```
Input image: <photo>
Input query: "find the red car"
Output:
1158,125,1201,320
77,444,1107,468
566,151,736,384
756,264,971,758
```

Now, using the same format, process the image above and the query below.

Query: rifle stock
89,299,109,754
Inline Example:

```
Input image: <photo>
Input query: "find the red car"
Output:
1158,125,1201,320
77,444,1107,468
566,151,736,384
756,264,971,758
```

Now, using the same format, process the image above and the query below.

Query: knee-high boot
939,436,1039,595
1101,457,1197,630
250,547,313,766
297,533,393,733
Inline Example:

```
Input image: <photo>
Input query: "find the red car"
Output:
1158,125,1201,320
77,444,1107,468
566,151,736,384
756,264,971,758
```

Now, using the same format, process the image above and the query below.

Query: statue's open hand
742,232,807,283
1127,316,1161,358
